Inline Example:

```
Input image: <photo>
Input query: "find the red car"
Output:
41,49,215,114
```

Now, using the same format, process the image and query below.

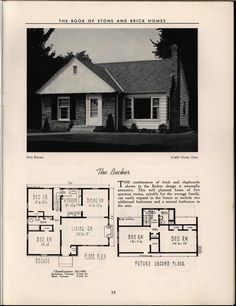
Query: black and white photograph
27,28,198,152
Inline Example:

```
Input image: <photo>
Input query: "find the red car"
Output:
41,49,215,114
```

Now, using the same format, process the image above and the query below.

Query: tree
151,29,198,130
57,51,92,64
27,28,56,129
27,29,92,129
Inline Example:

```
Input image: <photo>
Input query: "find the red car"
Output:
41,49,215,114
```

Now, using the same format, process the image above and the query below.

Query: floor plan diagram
27,186,113,257
117,208,198,257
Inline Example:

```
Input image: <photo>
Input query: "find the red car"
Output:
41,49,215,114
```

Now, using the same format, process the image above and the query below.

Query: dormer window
73,65,77,74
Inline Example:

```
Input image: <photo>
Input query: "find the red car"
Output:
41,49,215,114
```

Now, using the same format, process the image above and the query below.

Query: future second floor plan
117,208,198,257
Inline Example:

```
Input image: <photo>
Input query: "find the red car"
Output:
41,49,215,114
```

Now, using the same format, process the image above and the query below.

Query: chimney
171,44,178,62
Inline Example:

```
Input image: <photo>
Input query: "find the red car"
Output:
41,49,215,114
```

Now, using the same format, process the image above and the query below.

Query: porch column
116,93,119,131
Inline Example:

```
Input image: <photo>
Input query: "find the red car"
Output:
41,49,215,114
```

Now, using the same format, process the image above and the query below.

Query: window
125,98,132,119
133,98,151,119
73,65,77,74
124,96,165,120
152,98,160,119
183,101,186,116
90,99,98,118
58,97,70,121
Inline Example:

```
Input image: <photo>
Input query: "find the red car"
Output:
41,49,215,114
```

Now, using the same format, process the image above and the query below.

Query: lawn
27,131,198,152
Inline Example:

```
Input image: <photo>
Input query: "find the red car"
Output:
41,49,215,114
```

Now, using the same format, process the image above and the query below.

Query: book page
1,1,234,305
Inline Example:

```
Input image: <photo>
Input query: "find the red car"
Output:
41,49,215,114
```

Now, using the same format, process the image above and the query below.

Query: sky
46,29,160,63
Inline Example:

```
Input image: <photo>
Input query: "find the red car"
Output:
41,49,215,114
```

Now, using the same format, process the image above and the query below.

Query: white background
2,1,234,305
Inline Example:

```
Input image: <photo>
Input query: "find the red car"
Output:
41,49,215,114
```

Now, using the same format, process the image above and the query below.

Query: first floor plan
27,185,113,258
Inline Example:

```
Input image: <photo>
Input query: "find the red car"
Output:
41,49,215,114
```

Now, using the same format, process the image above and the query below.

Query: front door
86,94,102,126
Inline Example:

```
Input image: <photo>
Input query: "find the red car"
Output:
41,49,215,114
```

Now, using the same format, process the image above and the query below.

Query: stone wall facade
41,93,117,132
74,94,86,126
101,93,116,127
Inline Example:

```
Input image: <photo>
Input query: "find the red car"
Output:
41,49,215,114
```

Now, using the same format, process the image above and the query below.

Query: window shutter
51,96,57,120
70,96,76,120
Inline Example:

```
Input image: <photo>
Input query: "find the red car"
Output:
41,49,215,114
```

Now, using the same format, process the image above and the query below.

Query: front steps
70,125,95,133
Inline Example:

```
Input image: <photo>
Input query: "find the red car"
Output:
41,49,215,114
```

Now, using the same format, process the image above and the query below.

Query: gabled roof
79,59,122,92
97,59,175,93
37,58,75,94
37,57,118,94
37,56,176,94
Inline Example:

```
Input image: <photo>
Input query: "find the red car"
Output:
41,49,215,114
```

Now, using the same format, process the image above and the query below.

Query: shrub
120,126,128,132
177,126,192,133
42,118,50,132
68,120,74,131
140,128,147,133
130,123,138,132
94,126,106,132
158,124,168,134
106,113,115,132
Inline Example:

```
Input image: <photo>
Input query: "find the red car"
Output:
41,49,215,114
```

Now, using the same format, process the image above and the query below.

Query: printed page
2,1,234,305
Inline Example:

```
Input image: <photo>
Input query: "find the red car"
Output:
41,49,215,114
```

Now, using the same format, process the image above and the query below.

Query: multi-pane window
152,98,160,119
90,99,98,118
125,98,132,119
58,97,70,120
124,97,164,120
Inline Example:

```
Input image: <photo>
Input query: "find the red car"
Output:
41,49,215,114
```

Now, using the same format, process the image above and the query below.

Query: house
37,45,189,132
